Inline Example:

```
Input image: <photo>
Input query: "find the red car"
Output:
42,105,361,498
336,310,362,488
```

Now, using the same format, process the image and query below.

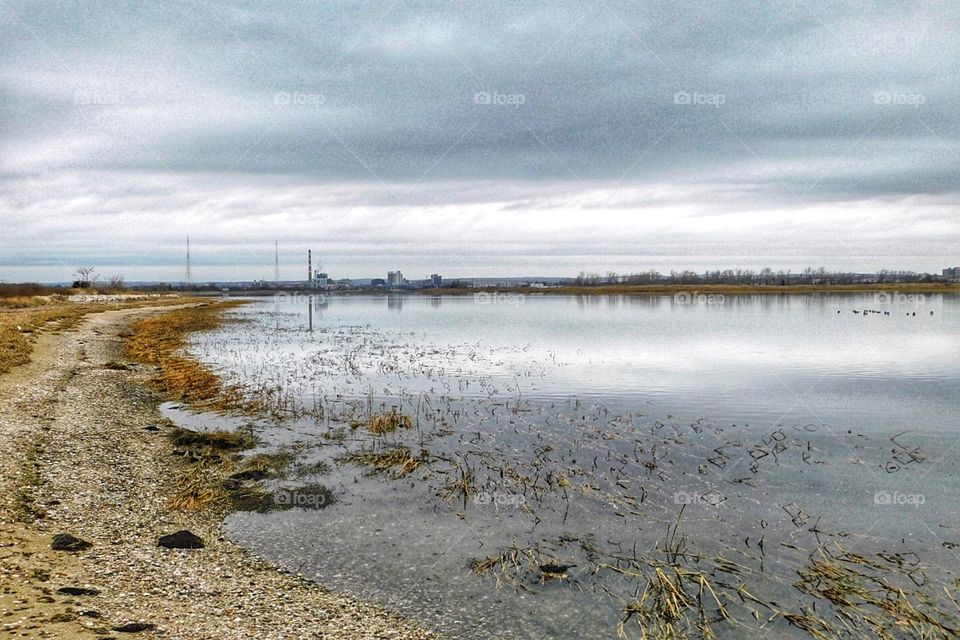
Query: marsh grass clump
233,450,295,480
166,426,257,511
351,409,414,434
441,464,475,508
339,445,425,477
292,459,332,477
124,302,247,406
169,459,229,511
168,426,257,452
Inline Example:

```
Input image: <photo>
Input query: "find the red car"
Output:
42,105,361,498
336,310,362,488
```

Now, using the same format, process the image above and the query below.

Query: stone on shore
157,530,204,549
50,533,92,552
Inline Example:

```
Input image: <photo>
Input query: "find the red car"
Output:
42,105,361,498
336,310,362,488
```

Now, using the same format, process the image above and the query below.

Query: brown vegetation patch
351,409,414,434
125,302,246,405
340,446,425,477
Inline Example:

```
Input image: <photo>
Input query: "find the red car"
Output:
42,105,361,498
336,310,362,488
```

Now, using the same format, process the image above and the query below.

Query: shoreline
0,305,437,639
187,282,960,298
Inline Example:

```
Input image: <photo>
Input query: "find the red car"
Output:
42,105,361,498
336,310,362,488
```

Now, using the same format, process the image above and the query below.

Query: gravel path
0,306,438,640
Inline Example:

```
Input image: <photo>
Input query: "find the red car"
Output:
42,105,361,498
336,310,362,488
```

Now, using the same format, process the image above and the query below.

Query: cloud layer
2,0,958,280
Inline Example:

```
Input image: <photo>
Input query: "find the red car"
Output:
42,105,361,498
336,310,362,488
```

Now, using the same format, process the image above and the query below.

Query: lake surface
173,292,960,639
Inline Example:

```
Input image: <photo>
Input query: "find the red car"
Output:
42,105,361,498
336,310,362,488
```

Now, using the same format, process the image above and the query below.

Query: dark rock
112,622,155,633
57,586,101,596
51,533,92,552
143,425,160,432
229,468,269,481
79,610,102,618
540,563,575,574
157,530,204,549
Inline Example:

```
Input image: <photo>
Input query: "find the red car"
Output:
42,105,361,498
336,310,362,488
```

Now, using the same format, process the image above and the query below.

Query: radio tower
186,236,192,283
274,241,279,282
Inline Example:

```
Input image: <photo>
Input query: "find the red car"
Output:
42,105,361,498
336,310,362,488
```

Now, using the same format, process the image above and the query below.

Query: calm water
175,293,960,639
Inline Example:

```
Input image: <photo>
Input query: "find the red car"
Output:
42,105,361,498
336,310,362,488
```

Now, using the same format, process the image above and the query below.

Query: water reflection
187,293,960,639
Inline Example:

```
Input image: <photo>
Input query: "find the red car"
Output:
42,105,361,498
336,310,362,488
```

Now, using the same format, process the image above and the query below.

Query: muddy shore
0,305,437,639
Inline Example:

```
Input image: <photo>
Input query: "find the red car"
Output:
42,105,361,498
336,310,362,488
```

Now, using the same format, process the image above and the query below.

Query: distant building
371,278,386,287
429,273,442,287
387,270,404,286
944,267,960,280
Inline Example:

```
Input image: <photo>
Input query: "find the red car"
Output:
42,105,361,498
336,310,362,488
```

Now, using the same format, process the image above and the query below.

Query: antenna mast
186,236,192,283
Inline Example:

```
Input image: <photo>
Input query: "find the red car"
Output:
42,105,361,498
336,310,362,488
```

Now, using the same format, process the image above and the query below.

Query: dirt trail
0,307,436,639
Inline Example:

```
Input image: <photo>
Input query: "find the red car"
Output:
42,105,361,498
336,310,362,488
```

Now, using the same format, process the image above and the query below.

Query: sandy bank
0,306,437,639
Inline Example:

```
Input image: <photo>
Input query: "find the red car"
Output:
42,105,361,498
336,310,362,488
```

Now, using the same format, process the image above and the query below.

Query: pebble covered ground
0,306,438,639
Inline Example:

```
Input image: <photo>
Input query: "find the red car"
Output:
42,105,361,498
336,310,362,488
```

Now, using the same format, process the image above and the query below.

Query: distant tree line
573,268,945,286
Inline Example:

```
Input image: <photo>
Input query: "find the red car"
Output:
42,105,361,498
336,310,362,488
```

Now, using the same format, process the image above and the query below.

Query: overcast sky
2,0,959,282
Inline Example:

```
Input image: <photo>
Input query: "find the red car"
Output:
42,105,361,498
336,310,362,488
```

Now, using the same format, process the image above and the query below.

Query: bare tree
107,274,125,291
73,266,98,288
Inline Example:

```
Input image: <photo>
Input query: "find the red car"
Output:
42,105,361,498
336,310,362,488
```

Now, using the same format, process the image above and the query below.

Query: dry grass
168,426,257,452
166,427,258,511
340,445,425,477
125,302,246,405
0,283,61,298
0,303,100,373
0,294,195,376
351,409,414,434
791,543,960,639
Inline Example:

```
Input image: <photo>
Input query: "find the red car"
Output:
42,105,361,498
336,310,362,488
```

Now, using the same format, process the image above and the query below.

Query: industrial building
387,270,404,286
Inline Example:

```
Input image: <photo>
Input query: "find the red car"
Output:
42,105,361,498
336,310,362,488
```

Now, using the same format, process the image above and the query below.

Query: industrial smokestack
307,249,312,287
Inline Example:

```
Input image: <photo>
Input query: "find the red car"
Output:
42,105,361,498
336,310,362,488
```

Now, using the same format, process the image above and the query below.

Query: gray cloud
1,0,958,280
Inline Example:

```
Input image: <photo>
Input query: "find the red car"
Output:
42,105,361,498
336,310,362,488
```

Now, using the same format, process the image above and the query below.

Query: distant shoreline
191,282,960,297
